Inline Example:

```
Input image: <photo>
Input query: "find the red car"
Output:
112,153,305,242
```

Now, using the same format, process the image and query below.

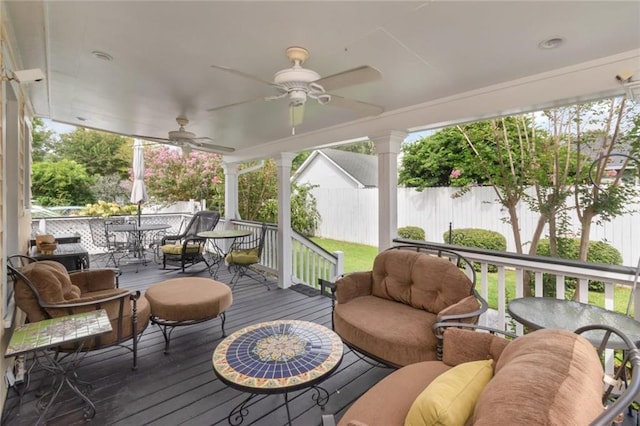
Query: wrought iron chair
225,223,269,289
7,255,150,369
88,218,124,268
160,210,220,272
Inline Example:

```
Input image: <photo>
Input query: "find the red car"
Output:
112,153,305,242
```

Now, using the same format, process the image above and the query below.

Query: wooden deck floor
2,260,391,426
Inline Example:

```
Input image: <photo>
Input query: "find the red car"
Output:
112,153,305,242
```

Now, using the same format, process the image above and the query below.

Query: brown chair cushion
145,278,232,322
371,250,473,314
472,328,604,425
15,261,82,321
334,295,438,366
442,327,511,367
338,361,452,426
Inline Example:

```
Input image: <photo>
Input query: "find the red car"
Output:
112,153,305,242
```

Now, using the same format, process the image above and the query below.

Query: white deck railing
33,216,344,288
393,238,640,332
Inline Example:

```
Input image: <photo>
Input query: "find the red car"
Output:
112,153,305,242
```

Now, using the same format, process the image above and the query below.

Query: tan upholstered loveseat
9,259,150,369
324,246,488,367
324,325,640,426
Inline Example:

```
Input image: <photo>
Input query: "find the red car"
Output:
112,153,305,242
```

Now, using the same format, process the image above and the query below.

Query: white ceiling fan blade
210,64,276,87
207,96,266,113
289,104,305,128
314,65,382,91
328,94,384,116
188,140,236,153
131,135,173,144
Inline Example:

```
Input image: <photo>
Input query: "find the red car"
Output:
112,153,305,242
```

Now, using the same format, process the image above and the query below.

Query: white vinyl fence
313,186,640,267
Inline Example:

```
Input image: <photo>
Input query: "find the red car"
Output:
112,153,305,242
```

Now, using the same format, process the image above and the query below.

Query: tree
399,127,490,190
54,128,133,178
31,160,95,206
91,173,131,203
143,146,224,207
238,160,278,221
257,183,321,236
31,118,57,162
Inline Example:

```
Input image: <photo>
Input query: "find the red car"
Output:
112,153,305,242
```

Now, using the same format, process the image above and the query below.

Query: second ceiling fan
207,46,384,129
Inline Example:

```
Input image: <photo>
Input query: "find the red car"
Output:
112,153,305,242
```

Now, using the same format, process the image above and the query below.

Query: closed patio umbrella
130,139,148,225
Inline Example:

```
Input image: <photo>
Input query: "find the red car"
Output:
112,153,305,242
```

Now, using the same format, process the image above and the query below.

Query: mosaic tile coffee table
212,320,344,425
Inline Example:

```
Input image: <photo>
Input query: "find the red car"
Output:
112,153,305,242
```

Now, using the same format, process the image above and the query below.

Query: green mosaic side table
5,309,112,423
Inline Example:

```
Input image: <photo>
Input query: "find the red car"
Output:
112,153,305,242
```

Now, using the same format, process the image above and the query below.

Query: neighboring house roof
294,149,378,188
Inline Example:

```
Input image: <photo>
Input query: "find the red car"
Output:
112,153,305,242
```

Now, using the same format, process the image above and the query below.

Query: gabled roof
293,149,378,188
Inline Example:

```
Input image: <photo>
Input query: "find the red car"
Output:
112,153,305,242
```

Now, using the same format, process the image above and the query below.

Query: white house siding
295,155,363,189
313,186,640,267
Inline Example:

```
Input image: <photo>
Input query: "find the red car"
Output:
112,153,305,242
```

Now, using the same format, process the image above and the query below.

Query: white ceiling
5,1,640,162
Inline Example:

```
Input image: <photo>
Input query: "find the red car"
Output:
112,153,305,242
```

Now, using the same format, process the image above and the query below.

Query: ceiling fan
207,46,384,129
131,116,235,154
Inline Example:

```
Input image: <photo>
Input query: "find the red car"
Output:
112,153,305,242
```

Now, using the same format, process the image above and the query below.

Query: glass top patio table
508,297,640,348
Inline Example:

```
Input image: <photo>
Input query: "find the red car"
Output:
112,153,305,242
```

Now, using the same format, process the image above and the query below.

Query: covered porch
2,263,387,426
2,0,640,421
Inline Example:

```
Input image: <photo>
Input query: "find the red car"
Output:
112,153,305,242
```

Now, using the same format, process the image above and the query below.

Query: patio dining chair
226,223,269,290
160,210,221,272
88,218,123,268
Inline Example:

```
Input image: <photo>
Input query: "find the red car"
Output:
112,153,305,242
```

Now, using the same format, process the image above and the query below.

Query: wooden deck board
2,261,391,426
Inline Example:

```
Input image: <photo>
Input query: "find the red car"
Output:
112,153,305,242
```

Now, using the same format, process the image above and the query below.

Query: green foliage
90,173,131,203
238,160,278,221
54,128,133,178
144,146,223,208
535,238,623,294
258,183,321,236
31,118,57,162
31,160,95,206
78,200,139,217
443,228,506,272
398,226,425,240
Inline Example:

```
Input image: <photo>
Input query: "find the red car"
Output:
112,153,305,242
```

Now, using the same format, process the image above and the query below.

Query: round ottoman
146,277,233,353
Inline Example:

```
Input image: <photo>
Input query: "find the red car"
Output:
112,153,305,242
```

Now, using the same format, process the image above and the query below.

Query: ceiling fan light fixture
289,90,307,107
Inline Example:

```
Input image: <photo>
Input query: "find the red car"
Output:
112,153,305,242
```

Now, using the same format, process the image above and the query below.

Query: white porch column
371,130,406,252
276,152,295,289
222,162,239,228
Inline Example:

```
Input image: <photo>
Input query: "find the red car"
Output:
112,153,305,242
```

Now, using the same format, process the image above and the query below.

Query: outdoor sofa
323,324,640,426
321,246,488,367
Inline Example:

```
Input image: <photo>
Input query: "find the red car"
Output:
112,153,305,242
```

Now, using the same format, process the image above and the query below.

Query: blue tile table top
212,320,343,391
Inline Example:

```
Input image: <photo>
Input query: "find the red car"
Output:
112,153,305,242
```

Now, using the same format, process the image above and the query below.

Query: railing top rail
393,238,639,283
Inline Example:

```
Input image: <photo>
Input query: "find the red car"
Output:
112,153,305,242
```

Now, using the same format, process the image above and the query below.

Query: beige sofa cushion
472,328,604,425
338,361,452,426
371,250,473,314
334,295,439,366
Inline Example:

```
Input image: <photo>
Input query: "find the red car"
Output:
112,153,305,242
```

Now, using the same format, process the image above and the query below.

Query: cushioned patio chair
320,245,488,367
160,210,220,272
225,223,269,290
8,257,150,369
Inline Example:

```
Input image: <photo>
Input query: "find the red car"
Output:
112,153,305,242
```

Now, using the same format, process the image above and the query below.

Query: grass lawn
311,237,632,314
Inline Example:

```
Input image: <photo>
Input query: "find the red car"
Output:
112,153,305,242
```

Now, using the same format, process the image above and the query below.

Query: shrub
442,228,506,272
398,226,425,241
535,238,623,294
78,200,139,218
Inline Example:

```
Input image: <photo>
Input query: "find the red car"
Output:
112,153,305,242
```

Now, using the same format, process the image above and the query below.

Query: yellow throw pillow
404,359,493,426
